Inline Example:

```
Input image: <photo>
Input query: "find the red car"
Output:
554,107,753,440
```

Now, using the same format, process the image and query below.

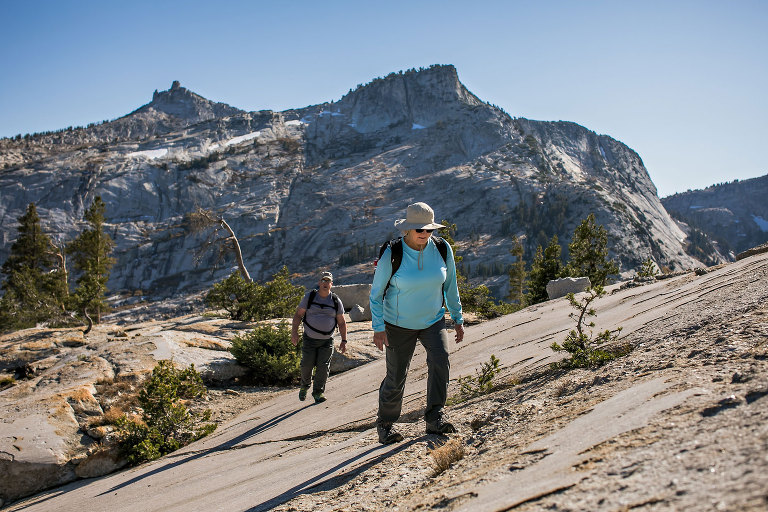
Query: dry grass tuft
93,375,141,421
553,379,577,398
429,437,465,476
69,387,95,402
103,406,127,424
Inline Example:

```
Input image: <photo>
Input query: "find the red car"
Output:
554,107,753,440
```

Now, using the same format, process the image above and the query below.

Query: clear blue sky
1,0,766,197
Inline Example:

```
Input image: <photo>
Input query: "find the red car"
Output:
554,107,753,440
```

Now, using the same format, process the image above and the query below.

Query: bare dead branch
187,208,252,282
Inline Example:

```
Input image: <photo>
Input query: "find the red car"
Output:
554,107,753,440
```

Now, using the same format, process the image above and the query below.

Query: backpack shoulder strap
432,236,450,302
387,238,403,296
330,292,341,313
376,237,403,298
432,235,448,264
377,238,403,270
389,238,403,276
306,289,318,308
302,289,318,321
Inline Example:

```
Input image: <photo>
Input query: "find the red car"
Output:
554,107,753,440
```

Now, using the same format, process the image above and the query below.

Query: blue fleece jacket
370,237,463,332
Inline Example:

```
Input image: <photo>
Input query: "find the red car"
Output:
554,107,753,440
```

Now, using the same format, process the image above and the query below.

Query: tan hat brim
394,219,446,230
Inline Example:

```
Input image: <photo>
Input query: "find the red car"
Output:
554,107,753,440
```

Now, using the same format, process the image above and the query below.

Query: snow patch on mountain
752,215,768,232
209,131,261,151
127,148,168,160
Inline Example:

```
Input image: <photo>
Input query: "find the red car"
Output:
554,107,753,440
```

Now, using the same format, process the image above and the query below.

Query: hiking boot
312,392,327,403
426,417,457,435
298,387,308,401
377,422,404,444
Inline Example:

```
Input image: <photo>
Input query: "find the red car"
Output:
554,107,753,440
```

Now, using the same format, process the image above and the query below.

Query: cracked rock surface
3,252,768,511
0,310,381,505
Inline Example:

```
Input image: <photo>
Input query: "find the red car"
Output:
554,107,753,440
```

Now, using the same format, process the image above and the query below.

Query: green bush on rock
115,361,216,464
550,286,629,369
230,321,300,385
205,266,304,322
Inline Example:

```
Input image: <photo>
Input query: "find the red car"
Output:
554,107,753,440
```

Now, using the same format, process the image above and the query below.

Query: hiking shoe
298,387,308,401
377,422,404,444
426,417,457,435
312,392,327,403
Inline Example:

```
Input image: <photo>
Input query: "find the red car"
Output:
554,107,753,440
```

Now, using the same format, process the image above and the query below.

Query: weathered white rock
546,277,591,300
0,315,254,503
74,446,125,479
333,284,372,321
348,305,367,322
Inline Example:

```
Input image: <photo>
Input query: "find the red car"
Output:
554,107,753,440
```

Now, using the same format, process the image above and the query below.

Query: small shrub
205,271,259,320
255,267,305,320
637,257,659,278
448,355,501,405
277,137,301,153
550,286,626,369
230,321,299,385
205,266,304,322
430,437,465,476
114,361,216,465
562,213,619,286
459,278,519,319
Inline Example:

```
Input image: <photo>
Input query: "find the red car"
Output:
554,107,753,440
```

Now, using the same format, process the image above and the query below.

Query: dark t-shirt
299,290,344,339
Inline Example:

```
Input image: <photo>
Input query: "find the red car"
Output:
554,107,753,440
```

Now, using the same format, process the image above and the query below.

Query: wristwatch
341,339,347,343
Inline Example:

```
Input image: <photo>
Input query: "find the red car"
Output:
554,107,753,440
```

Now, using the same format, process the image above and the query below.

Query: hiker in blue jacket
291,271,347,403
370,202,464,444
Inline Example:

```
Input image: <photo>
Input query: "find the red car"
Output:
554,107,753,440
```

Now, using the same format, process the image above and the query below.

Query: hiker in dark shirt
291,271,347,403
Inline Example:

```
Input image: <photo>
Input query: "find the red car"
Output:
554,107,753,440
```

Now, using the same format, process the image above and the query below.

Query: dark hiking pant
378,318,450,425
300,334,334,393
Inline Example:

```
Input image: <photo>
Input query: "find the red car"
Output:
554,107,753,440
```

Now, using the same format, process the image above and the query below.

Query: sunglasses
414,228,434,233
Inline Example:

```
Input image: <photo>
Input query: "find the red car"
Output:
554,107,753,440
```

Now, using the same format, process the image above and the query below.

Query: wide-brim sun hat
394,202,446,231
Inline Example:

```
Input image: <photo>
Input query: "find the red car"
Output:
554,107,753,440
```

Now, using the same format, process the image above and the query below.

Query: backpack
302,289,341,336
375,235,449,297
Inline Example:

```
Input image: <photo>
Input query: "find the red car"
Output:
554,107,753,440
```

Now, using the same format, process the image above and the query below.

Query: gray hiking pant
300,333,334,393
378,318,450,425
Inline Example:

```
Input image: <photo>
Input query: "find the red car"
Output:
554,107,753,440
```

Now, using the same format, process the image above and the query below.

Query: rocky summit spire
332,64,482,133
141,81,242,123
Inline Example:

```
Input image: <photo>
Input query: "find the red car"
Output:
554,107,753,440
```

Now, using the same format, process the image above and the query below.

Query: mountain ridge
0,65,712,302
661,174,768,257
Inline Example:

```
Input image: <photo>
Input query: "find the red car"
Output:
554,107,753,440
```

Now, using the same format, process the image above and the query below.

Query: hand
291,332,299,347
454,324,464,343
373,331,388,351
339,341,347,354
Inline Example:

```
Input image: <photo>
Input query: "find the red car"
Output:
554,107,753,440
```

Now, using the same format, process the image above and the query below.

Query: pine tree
66,197,115,331
1,203,54,275
507,235,527,305
526,235,562,305
255,266,305,320
0,203,66,331
437,221,461,264
563,213,619,286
